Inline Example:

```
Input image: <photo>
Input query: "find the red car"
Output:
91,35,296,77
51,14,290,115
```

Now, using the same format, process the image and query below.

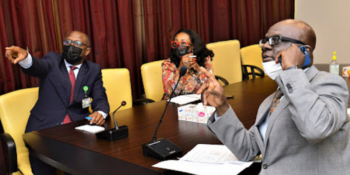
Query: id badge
82,97,91,108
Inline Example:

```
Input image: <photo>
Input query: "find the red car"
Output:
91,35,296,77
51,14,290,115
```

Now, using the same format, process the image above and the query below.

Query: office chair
0,133,18,174
140,60,165,103
0,87,39,175
101,68,133,114
207,40,242,86
240,44,265,80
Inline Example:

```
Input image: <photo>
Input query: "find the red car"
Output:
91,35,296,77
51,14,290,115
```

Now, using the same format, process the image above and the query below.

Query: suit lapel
255,107,269,152
256,93,275,126
264,65,319,140
259,66,319,151
254,93,275,150
61,62,72,104
72,61,88,104
48,60,71,106
264,97,289,143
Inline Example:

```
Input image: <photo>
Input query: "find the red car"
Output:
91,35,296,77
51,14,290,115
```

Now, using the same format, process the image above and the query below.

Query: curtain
0,0,294,99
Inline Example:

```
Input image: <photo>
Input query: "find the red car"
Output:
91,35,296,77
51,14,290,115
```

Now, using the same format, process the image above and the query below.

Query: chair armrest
242,65,265,80
215,75,229,86
133,98,155,106
0,133,18,174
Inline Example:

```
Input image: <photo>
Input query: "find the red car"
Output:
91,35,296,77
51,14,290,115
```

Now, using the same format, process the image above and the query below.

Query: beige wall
295,0,350,64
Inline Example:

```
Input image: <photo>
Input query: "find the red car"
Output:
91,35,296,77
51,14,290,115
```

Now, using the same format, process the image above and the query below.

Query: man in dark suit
5,31,110,174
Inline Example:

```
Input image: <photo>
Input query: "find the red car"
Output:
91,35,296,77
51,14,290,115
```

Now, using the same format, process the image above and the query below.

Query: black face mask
176,46,190,57
62,45,84,65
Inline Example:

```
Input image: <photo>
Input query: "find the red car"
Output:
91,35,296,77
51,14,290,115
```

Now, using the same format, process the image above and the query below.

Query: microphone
112,101,127,130
96,101,128,141
142,65,187,160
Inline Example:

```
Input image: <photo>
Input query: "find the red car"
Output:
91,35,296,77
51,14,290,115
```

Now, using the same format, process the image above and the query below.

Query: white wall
295,0,350,64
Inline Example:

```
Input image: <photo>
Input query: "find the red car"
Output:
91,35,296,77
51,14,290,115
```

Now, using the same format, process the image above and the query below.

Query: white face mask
262,61,283,80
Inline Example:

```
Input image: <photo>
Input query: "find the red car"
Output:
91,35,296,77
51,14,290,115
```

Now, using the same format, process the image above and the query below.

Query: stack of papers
75,124,105,133
168,94,201,105
153,144,253,175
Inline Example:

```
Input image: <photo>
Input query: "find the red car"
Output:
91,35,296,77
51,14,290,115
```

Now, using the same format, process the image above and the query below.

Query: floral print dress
162,56,213,100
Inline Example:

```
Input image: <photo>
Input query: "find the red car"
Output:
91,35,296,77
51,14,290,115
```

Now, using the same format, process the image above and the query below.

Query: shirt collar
64,59,83,70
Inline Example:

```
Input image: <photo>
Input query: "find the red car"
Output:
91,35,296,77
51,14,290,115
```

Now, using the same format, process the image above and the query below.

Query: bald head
66,31,90,47
268,19,316,51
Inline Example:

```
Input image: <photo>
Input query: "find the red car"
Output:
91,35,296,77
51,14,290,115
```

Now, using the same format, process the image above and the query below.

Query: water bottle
329,51,339,75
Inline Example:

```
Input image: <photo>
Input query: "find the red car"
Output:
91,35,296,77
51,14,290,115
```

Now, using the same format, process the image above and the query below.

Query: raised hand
275,43,306,70
182,53,200,72
197,67,230,116
5,46,28,64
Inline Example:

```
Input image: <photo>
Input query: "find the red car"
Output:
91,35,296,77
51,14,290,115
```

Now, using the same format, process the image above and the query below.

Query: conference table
23,65,350,175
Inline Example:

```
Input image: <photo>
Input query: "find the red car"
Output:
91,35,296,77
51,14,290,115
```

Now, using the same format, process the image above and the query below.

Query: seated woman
162,29,214,100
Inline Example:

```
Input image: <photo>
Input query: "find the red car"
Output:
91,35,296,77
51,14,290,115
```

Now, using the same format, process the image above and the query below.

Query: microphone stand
151,76,182,142
112,104,124,130
96,101,128,141
142,66,187,160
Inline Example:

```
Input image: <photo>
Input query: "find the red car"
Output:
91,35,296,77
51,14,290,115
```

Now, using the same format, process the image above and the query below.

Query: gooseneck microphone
96,101,128,141
142,65,187,160
152,65,187,142
112,101,127,130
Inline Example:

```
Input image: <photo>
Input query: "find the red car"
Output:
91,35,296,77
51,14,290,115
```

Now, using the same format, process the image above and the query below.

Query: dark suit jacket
23,52,109,132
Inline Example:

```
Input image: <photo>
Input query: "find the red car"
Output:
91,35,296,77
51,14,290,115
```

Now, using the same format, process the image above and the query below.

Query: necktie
269,89,284,114
63,66,77,124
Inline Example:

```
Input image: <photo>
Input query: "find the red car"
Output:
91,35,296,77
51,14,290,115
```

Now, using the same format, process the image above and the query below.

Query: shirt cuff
98,111,108,119
18,53,33,69
213,105,232,122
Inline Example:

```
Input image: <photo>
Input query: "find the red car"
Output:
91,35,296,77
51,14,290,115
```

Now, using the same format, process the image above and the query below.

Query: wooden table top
24,77,277,175
23,68,350,175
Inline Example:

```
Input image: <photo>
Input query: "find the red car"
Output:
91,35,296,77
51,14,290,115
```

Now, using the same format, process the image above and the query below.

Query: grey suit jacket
207,66,350,175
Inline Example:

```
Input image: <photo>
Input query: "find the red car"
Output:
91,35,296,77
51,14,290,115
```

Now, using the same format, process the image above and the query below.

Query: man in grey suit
198,19,350,175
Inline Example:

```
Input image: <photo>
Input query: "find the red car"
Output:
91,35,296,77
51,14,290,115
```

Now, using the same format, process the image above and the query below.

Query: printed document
153,144,253,175
168,94,201,105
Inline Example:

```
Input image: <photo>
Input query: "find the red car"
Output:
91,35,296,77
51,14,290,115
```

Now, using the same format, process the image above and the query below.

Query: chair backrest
0,133,18,174
240,44,264,70
207,40,242,84
102,68,133,114
140,60,164,102
0,87,38,175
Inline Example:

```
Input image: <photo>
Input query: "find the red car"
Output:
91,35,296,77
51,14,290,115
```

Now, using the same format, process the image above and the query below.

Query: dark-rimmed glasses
171,41,190,49
259,35,305,47
63,39,88,47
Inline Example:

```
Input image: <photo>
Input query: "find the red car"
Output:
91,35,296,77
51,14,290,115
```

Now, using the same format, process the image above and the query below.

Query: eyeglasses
63,39,87,47
259,35,305,47
171,41,190,49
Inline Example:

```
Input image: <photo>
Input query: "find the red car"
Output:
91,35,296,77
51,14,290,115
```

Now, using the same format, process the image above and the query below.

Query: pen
85,117,92,120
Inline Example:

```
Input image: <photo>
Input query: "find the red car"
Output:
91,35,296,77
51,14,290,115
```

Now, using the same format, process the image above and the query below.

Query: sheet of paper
153,160,252,175
75,124,105,133
180,144,241,164
168,94,201,105
153,144,253,175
